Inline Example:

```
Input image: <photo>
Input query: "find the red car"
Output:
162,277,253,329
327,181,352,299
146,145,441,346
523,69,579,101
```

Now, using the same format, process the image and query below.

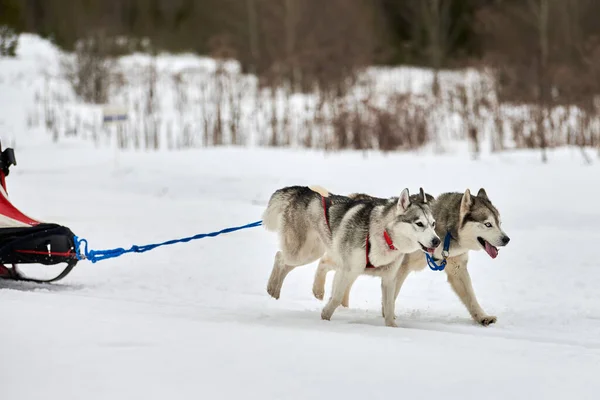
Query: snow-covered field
1,132,600,399
2,33,600,400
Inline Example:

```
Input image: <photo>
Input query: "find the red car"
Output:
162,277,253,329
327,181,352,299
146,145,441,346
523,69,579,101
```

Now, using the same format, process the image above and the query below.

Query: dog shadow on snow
247,305,487,338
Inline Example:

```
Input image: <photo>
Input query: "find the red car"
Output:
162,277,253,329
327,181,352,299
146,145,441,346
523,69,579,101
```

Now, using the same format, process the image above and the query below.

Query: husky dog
313,188,510,326
311,191,435,306
262,185,440,327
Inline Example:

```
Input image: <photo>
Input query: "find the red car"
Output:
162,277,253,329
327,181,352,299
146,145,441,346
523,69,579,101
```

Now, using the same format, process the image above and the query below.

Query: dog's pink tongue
485,242,498,259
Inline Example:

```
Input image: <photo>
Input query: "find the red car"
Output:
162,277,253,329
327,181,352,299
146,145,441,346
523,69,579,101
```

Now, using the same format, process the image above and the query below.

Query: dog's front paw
385,319,398,328
266,280,281,299
341,295,349,308
477,315,497,326
312,286,325,301
321,306,335,321
381,306,396,319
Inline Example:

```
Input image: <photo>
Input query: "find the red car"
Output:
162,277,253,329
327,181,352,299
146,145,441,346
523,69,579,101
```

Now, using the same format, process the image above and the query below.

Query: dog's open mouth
478,237,498,259
419,243,436,255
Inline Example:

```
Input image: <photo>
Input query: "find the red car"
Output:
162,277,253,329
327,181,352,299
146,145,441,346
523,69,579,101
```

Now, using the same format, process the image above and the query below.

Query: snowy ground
0,133,599,399
1,31,599,400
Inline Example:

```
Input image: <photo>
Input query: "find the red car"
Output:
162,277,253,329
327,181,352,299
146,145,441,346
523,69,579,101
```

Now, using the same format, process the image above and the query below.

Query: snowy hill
0,34,515,154
1,35,600,400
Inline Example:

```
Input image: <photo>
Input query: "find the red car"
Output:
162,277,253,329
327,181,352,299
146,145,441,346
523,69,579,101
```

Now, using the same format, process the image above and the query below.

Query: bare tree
528,0,550,163
246,0,260,74
420,0,453,97
0,25,18,56
62,31,116,104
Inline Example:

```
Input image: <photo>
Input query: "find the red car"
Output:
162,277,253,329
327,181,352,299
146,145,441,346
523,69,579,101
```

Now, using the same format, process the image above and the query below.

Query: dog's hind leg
445,254,497,326
267,252,324,300
312,254,335,301
267,232,325,300
267,251,285,299
321,262,362,321
313,255,353,307
341,279,354,308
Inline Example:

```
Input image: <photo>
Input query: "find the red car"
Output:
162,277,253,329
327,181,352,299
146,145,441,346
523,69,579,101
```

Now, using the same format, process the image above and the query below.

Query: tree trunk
538,0,549,163
246,0,260,75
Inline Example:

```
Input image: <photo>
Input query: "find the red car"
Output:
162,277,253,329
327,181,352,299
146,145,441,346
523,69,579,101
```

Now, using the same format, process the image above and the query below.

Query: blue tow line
74,219,451,272
74,220,263,263
425,232,452,271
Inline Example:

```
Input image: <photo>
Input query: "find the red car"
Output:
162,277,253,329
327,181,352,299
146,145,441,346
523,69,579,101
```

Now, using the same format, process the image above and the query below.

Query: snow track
1,142,600,399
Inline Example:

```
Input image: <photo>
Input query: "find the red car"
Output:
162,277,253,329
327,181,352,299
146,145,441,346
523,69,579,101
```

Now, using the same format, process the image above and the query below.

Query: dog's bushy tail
308,185,330,198
262,190,287,232
263,185,329,232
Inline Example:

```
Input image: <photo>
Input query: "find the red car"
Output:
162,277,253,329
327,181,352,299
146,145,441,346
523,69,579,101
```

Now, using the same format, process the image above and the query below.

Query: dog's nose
431,237,441,248
502,236,510,245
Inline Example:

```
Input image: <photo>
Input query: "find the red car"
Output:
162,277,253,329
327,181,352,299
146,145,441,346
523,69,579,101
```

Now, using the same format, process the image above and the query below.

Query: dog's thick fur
263,185,439,327
312,188,510,326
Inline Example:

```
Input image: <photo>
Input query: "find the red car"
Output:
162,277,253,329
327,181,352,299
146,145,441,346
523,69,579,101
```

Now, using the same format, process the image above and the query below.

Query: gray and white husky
312,188,510,326
262,185,440,327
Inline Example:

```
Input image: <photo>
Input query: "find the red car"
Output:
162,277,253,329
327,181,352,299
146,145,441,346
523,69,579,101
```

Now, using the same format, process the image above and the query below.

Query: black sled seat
0,142,79,283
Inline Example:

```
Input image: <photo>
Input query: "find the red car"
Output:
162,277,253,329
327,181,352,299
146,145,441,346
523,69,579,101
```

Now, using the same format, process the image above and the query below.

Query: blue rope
74,220,263,263
425,232,452,271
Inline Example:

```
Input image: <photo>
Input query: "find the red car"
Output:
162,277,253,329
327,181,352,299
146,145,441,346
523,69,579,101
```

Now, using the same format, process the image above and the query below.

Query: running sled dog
262,185,440,327
312,188,510,326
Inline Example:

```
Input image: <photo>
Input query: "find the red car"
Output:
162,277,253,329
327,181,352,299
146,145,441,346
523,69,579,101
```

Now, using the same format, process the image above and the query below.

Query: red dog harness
365,231,396,268
321,195,396,268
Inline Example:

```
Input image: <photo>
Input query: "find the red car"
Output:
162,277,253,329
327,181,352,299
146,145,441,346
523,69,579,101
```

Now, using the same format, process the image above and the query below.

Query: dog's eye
432,222,436,228
415,222,424,228
484,222,492,228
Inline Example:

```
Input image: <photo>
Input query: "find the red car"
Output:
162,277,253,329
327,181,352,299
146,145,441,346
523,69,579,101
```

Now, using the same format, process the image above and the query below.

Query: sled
0,141,79,283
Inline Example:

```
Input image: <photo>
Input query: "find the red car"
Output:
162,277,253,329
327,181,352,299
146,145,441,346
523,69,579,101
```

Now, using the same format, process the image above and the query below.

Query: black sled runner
0,141,79,283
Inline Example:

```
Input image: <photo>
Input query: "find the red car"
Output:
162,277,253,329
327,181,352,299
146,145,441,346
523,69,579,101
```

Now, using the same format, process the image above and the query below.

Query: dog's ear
460,189,473,219
397,188,411,214
419,187,427,203
477,188,489,201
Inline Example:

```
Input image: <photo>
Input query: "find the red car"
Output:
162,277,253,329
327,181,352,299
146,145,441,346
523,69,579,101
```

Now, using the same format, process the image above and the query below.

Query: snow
2,34,600,400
